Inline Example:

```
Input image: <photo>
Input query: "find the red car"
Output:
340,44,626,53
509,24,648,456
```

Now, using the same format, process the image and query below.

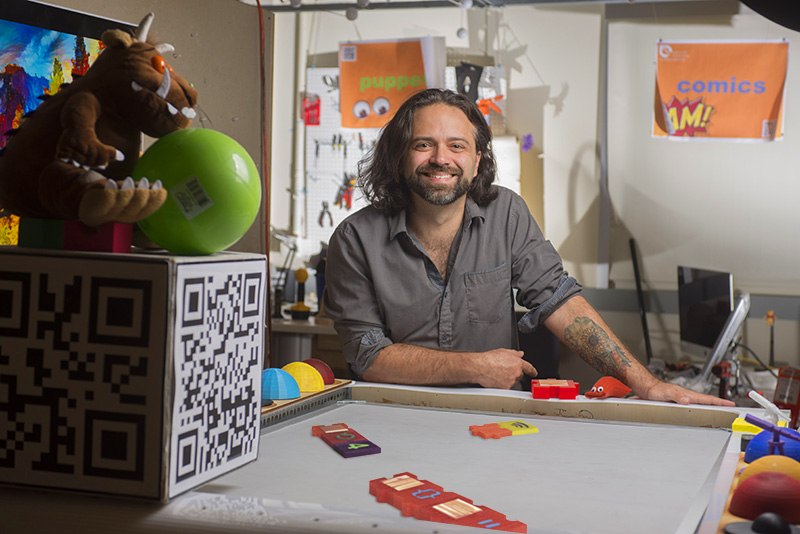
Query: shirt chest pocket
464,264,512,324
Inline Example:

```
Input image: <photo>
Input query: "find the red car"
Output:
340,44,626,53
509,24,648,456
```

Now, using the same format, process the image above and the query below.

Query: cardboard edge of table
262,380,739,430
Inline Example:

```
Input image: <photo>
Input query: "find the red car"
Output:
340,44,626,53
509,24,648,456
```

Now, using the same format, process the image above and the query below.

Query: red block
531,379,579,400
63,220,132,253
321,429,366,446
311,423,349,437
369,472,527,533
313,423,380,458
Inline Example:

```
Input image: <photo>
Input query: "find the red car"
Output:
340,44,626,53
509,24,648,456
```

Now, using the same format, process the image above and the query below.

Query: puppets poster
0,19,104,244
338,39,430,129
653,40,789,141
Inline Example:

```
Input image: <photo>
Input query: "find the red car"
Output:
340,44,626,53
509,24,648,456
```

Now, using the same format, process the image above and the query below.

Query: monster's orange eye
152,55,167,73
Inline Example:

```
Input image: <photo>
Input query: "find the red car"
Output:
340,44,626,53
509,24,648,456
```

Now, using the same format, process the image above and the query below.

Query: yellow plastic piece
497,420,539,436
732,417,788,433
740,455,800,485
282,361,324,392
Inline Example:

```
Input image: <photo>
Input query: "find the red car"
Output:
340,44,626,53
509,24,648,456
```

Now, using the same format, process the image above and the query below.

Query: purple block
331,439,381,458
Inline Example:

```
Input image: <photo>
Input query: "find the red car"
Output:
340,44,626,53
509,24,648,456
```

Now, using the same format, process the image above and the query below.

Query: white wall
607,8,800,296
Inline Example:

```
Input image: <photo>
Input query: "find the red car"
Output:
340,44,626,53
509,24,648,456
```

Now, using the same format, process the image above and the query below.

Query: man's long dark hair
358,88,498,215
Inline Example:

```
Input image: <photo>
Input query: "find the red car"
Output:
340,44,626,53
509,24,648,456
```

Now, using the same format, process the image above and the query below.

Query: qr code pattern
169,261,263,498
0,251,265,501
0,253,169,497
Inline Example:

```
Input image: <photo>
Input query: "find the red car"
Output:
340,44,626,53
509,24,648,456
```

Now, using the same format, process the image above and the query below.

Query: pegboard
302,68,378,249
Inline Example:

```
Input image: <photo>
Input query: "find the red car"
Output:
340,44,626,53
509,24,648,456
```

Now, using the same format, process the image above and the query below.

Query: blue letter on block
412,489,441,499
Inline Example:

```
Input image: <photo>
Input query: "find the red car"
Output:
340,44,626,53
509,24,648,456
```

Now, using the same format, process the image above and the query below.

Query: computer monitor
678,266,734,361
677,266,750,393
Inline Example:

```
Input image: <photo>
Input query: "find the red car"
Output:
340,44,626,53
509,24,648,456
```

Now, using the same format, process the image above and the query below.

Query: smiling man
324,88,732,406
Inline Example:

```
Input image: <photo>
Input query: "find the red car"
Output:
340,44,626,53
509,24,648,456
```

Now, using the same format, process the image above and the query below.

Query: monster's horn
135,13,155,42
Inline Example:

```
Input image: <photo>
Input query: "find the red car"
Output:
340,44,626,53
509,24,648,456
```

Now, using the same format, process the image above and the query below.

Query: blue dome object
744,428,800,463
262,368,300,400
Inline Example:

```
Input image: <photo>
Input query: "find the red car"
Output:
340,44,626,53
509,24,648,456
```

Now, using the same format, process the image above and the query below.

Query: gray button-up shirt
324,186,580,379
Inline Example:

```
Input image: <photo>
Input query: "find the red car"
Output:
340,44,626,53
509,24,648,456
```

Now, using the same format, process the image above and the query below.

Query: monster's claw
79,176,167,227
167,103,178,116
182,107,197,119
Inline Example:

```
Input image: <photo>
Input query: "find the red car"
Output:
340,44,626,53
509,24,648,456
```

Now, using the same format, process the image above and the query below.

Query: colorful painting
0,19,105,245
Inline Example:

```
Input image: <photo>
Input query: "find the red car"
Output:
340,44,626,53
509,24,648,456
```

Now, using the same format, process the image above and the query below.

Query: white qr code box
0,248,265,502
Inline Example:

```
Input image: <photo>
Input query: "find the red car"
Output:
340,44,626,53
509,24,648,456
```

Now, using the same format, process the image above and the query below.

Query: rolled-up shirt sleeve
324,221,392,378
506,194,582,333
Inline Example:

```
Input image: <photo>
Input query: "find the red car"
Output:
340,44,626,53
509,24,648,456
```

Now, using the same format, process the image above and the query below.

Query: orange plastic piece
469,423,512,440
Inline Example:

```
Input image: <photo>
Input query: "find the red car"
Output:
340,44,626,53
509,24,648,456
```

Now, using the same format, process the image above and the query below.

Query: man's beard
406,165,472,206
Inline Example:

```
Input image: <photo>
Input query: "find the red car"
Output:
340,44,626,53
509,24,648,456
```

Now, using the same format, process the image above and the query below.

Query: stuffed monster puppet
0,13,198,227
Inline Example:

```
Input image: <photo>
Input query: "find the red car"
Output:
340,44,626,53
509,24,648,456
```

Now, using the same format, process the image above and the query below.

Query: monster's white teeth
156,66,171,99
182,107,197,119
167,103,178,115
131,81,144,92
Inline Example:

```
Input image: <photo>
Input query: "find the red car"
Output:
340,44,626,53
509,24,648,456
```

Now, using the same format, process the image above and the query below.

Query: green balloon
134,129,262,255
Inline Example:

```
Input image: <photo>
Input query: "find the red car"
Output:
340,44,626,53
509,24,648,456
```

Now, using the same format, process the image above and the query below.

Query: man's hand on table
639,380,736,406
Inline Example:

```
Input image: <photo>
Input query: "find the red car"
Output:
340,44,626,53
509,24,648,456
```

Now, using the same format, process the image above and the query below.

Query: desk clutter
721,413,800,532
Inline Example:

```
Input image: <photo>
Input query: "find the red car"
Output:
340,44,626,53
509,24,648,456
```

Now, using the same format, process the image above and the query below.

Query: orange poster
653,41,789,141
339,39,427,129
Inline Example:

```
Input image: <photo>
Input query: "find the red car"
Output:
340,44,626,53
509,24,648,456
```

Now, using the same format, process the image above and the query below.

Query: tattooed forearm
563,316,633,379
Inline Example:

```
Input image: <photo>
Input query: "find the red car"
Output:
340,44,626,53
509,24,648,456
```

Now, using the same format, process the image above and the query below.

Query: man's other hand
473,349,537,390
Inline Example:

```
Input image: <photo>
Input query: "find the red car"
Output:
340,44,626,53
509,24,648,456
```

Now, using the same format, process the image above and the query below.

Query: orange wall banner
653,40,789,141
339,39,427,129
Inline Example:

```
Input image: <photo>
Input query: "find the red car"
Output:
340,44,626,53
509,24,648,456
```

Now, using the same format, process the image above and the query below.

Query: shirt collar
388,210,409,241
389,195,486,240
464,195,486,229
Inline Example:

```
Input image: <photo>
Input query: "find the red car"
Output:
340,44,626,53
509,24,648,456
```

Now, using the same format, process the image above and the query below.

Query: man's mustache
415,165,462,176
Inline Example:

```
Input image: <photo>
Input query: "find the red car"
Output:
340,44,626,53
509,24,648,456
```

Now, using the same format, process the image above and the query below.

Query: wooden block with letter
370,472,527,532
311,423,381,458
